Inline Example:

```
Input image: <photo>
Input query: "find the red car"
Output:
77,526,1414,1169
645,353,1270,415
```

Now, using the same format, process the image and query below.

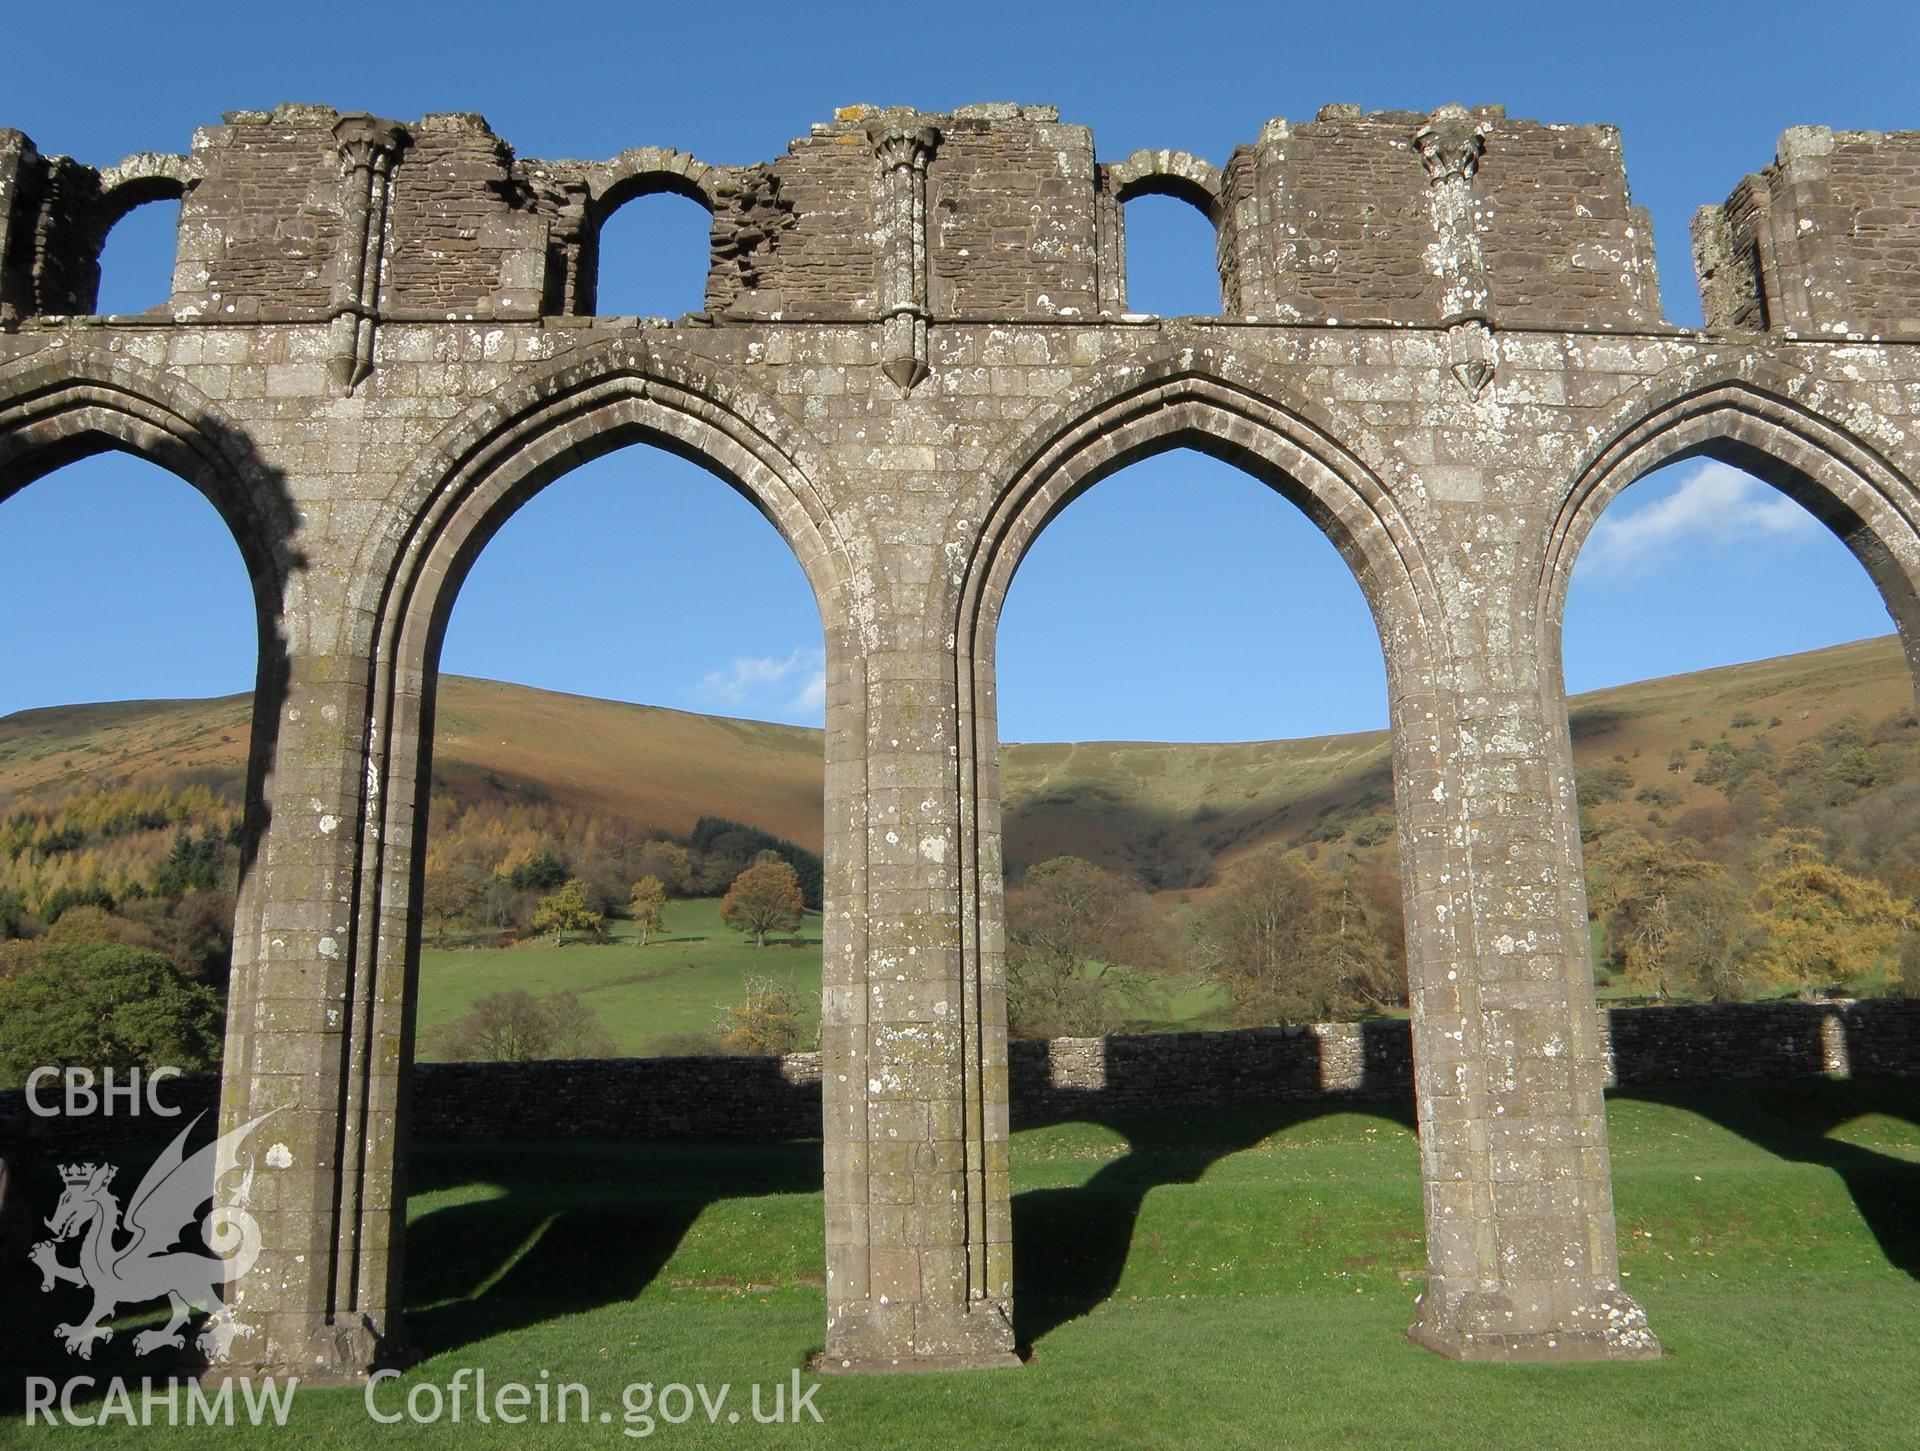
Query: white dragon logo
29,1110,273,1360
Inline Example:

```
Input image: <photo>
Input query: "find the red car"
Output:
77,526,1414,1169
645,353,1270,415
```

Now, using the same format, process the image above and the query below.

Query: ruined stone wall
177,107,342,318
5,99,1920,1380
927,105,1099,318
0,101,1685,332
1695,126,1920,338
1215,105,1660,328
7,1002,1914,1157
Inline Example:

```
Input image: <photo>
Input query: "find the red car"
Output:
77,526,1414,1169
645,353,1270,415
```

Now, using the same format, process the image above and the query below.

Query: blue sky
0,1,1912,739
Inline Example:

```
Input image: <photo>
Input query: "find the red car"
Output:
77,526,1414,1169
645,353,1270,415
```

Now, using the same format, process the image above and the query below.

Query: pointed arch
0,345,297,599
1538,370,1920,700
945,347,1452,1308
331,337,867,1330
952,349,1448,680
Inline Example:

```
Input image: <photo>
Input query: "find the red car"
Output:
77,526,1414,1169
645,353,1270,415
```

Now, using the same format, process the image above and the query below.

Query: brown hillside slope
0,678,825,848
0,636,1911,880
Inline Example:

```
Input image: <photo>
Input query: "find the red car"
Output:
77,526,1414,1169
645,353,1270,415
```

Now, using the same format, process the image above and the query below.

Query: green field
416,899,828,1057
416,898,1236,1056
5,1078,1916,1447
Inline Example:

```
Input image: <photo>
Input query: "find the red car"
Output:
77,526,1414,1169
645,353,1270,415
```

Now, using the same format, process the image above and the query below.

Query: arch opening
581,186,713,319
94,195,181,316
395,435,830,1355
1119,192,1223,318
0,451,264,1127
984,443,1413,1347
1552,412,1920,1014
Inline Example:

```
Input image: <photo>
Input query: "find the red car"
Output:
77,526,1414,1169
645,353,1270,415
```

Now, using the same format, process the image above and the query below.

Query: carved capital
867,121,940,173
1415,105,1486,187
333,113,410,173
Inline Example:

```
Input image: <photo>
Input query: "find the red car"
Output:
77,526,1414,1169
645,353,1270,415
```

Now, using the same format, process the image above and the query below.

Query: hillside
0,636,1914,893
0,677,826,849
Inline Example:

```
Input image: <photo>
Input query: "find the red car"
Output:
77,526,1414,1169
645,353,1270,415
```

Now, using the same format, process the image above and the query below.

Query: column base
1408,1279,1661,1363
819,1299,1022,1374
202,1314,417,1389
809,1347,1025,1375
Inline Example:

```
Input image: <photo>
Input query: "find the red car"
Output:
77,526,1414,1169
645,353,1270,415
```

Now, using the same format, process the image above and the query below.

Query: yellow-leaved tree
1750,830,1911,997
628,874,667,946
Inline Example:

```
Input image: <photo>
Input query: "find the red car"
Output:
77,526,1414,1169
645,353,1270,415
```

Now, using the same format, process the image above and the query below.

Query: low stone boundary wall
4,999,1915,1156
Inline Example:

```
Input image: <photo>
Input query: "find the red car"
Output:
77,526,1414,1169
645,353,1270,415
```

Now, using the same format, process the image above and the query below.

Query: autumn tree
1003,855,1168,1038
715,973,807,1055
1749,831,1910,996
628,875,668,945
530,877,605,946
719,854,804,947
421,858,483,945
1186,849,1404,1026
1621,870,1772,1002
635,840,694,897
1593,830,1722,982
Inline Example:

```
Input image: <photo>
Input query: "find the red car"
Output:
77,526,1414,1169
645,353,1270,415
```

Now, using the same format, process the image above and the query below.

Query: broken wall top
1,101,1916,340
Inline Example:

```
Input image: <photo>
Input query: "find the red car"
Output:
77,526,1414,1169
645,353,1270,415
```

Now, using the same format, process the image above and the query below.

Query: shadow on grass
1612,1077,1920,1283
6,1075,1913,1407
401,1137,823,1359
1009,1098,1418,1348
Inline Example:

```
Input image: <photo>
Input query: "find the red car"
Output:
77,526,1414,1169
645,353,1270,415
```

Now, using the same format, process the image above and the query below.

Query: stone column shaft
213,643,410,1384
327,115,407,395
821,636,1017,1371
1401,645,1658,1362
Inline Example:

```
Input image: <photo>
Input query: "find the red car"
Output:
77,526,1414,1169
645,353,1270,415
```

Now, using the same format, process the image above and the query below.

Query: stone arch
0,344,296,1140
953,353,1447,677
1538,370,1920,700
85,154,200,314
1102,148,1224,220
364,337,853,649
1100,151,1228,315
97,151,201,232
0,346,295,605
577,148,721,317
946,350,1452,1307
585,146,721,212
329,339,863,1340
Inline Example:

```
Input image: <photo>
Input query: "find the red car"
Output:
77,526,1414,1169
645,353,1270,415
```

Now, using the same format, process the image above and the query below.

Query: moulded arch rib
0,346,296,599
952,360,1448,689
1539,375,1920,685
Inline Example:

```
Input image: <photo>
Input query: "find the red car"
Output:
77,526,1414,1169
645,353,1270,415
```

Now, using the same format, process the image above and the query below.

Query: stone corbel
1415,106,1496,401
328,114,409,395
867,119,940,390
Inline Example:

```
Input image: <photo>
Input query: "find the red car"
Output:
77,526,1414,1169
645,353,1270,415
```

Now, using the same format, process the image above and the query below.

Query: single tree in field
720,855,805,947
1003,855,1168,1038
426,989,615,1062
531,877,605,946
629,875,668,945
715,973,806,1055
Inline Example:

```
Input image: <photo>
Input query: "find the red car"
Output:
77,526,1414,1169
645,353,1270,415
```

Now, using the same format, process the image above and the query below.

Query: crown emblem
58,1162,112,1187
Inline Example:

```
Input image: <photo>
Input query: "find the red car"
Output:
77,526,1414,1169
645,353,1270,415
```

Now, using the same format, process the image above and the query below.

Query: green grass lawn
416,899,826,1057
416,900,1233,1055
414,900,1884,1059
5,1078,1916,1447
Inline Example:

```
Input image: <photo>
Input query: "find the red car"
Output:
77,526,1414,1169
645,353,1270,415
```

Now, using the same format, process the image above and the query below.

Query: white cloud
685,646,826,721
1581,459,1817,579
